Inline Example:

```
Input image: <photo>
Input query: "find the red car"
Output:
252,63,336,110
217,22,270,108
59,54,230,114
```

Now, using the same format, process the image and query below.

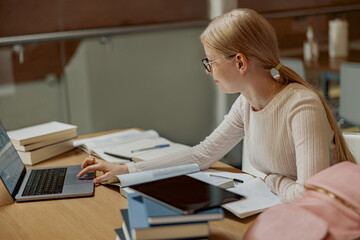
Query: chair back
339,62,360,126
343,132,360,164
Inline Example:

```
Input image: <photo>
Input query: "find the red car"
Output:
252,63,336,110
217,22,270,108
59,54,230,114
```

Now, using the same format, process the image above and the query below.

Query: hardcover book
114,227,127,240
142,195,224,225
17,139,74,165
13,131,77,151
126,193,210,240
7,121,77,146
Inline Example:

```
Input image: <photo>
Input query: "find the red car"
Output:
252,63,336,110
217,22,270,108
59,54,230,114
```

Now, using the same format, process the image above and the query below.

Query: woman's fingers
78,158,127,184
81,156,105,169
94,172,113,184
81,156,96,169
77,163,100,177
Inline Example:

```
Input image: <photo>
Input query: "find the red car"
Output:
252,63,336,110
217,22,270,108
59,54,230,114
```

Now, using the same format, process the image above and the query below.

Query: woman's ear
235,53,248,75
238,62,242,69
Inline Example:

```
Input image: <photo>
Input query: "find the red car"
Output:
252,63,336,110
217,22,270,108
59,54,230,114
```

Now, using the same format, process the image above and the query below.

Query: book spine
17,140,74,165
133,222,209,240
17,128,77,145
14,131,77,151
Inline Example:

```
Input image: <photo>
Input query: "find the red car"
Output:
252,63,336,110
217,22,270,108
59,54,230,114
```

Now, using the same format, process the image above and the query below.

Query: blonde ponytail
278,65,356,163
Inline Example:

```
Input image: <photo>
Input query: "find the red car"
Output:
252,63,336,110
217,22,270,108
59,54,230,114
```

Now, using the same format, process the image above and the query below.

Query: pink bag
244,162,360,240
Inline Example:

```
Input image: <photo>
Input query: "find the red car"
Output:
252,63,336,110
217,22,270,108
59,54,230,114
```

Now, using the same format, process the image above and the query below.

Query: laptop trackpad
65,165,94,185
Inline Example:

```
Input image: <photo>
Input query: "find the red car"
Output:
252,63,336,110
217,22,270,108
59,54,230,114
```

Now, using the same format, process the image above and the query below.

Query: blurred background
1,0,360,168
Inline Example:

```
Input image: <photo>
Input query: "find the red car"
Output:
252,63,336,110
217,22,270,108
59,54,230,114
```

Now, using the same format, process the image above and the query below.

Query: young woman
78,8,356,202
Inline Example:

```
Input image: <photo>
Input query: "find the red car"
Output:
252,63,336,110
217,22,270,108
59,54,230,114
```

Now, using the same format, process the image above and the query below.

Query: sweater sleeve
265,95,333,202
125,96,246,173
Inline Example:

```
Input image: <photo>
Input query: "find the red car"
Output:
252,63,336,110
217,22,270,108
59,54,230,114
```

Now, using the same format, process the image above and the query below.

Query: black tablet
129,175,244,214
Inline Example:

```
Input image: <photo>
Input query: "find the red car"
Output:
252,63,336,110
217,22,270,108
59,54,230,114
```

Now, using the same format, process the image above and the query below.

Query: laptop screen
0,123,26,196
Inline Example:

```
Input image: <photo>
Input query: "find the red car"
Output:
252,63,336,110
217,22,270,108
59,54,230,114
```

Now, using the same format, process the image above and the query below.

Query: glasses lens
202,58,211,72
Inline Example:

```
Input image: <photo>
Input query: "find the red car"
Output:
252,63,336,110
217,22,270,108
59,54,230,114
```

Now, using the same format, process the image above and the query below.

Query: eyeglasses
201,54,236,72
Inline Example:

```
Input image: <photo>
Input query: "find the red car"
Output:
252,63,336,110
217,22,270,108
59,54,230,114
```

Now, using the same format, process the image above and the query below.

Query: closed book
143,195,224,225
127,193,209,240
13,131,77,151
120,187,135,198
17,139,74,165
115,228,126,240
120,209,132,240
7,121,77,146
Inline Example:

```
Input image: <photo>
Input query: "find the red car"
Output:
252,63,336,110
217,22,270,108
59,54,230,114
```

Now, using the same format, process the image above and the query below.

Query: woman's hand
77,156,129,184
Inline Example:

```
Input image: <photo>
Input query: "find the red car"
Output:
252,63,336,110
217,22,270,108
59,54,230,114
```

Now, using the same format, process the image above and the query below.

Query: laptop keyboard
22,168,67,196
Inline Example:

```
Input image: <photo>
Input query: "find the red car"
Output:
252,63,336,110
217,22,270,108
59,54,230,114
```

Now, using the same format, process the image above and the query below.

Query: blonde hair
201,8,356,164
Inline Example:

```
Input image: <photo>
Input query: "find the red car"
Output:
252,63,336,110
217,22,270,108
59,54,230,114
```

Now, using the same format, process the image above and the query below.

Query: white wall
65,27,215,145
0,77,67,131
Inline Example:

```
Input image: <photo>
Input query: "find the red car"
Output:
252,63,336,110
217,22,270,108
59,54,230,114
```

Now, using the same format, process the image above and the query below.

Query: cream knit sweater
125,83,336,202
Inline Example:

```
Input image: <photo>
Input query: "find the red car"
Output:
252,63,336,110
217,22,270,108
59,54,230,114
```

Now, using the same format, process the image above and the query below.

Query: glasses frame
202,54,236,72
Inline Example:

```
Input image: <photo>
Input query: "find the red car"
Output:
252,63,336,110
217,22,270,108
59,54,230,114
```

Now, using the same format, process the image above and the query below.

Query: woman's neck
242,74,285,112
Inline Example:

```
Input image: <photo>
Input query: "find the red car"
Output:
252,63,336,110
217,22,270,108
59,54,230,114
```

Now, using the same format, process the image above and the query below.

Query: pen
209,174,244,183
131,144,170,153
104,152,133,161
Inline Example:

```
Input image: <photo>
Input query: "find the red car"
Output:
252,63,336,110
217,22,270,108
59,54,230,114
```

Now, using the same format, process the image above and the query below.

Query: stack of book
115,192,224,240
7,121,77,165
111,163,282,239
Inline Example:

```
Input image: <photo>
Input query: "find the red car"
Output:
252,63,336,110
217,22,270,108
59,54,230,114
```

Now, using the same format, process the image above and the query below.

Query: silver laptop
0,122,94,202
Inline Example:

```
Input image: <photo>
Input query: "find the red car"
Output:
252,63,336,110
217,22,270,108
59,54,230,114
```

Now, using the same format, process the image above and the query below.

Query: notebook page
223,178,282,218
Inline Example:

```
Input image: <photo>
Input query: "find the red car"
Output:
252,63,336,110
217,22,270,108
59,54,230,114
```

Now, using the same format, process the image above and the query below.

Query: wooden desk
0,131,256,240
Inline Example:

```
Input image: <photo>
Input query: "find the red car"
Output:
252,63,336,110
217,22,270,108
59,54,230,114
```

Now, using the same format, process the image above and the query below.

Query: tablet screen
130,175,243,214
